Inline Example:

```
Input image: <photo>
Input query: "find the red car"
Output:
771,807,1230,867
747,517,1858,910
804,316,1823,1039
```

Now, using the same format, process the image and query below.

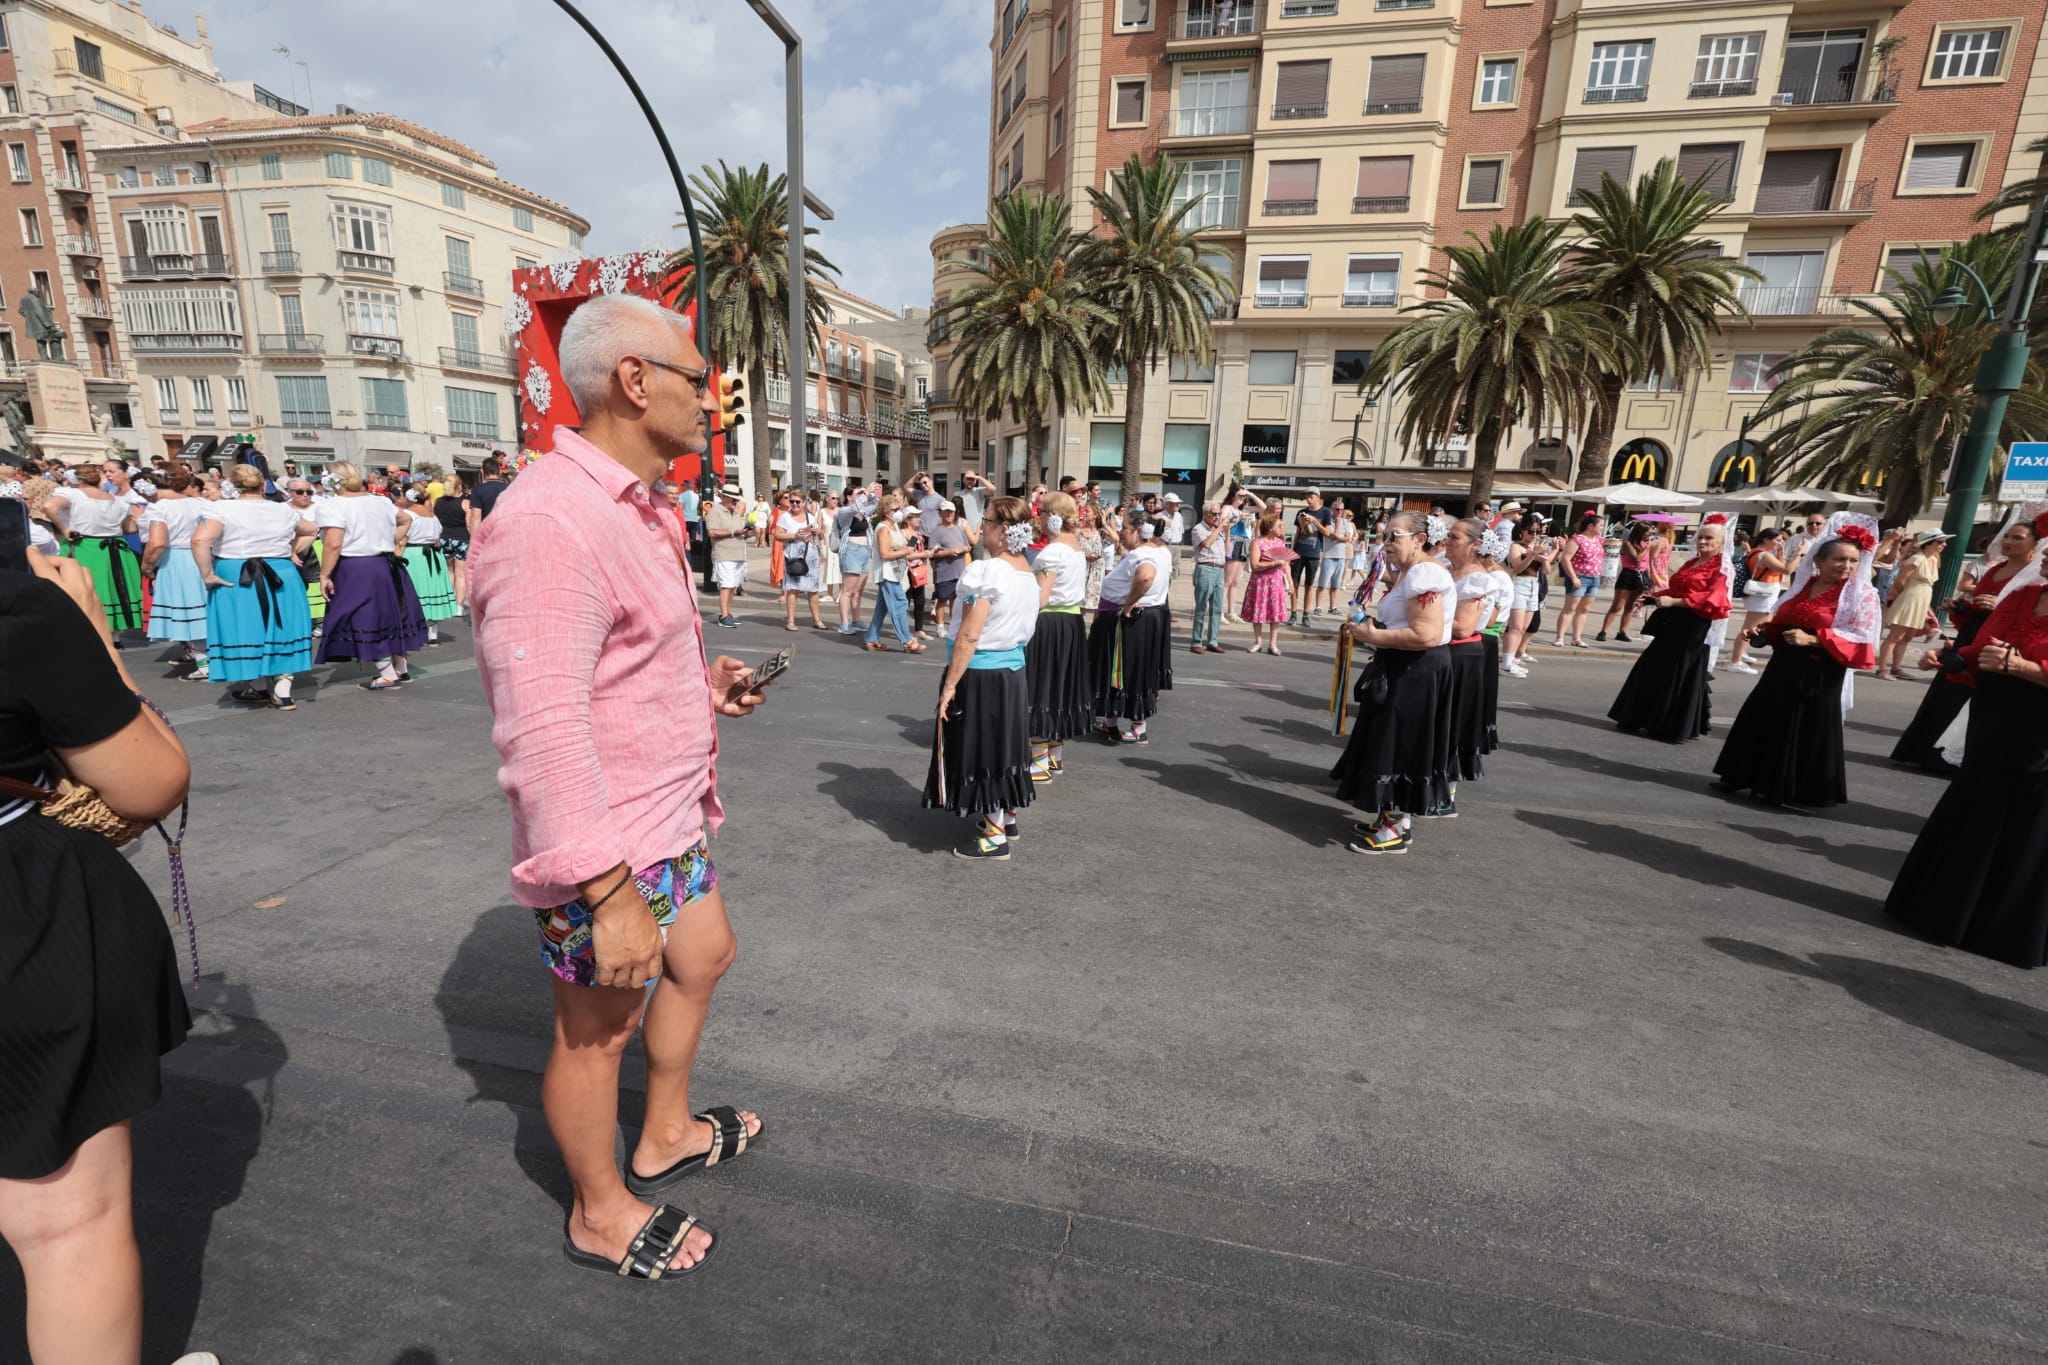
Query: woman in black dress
1442,518,1494,811
1712,516,1881,809
1608,516,1732,743
1891,510,2040,771
0,546,192,1364
1886,553,2048,968
1332,511,1454,854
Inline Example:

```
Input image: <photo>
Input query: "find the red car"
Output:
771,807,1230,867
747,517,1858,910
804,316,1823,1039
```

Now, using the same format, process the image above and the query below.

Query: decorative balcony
1583,85,1650,105
279,409,332,428
51,172,90,195
53,49,145,98
1253,292,1310,309
122,253,230,279
1376,0,1433,9
1689,77,1758,99
1278,0,1336,15
1352,195,1410,214
1774,71,1884,107
349,335,405,360
131,332,240,353
438,346,515,376
1164,105,1253,139
1735,286,1884,317
258,332,325,356
1262,197,1317,216
337,250,395,276
443,270,485,299
1343,290,1399,308
73,297,112,319
58,235,102,256
1753,177,1875,216
1171,2,1263,39
1271,102,1325,120
1364,98,1423,115
261,251,302,274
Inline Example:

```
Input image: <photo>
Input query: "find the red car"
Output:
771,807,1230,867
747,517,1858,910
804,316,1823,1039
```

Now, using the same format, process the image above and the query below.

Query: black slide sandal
625,1105,761,1197
562,1204,715,1281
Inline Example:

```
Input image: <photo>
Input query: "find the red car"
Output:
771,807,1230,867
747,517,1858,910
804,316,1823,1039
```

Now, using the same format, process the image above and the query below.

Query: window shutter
1266,160,1320,200
1881,246,1934,292
1570,146,1635,199
1259,258,1309,282
1904,142,1974,191
1366,54,1426,109
1354,156,1412,197
1756,148,1839,210
1114,81,1146,123
1274,60,1330,108
1464,158,1503,204
1675,143,1741,198
1349,255,1400,276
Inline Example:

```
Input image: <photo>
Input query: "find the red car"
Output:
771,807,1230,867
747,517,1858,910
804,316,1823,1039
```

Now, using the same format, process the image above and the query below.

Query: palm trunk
1120,353,1147,508
1467,418,1504,510
747,356,773,497
1028,416,1049,491
1572,374,1626,510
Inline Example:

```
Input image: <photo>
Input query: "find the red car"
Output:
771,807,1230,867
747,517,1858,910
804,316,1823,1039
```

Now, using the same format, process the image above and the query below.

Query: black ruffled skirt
0,814,191,1178
1712,644,1848,807
1088,605,1173,723
1609,606,1714,743
1332,646,1453,816
1026,611,1091,741
1886,675,2048,967
1891,606,1989,770
924,667,1035,818
1480,632,1501,753
1446,638,1488,781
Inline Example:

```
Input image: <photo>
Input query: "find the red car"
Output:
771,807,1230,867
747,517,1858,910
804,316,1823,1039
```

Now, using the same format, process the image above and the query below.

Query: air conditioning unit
335,103,360,116
1774,91,1797,106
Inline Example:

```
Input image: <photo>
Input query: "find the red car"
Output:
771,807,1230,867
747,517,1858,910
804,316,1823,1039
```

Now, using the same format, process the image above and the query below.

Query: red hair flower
1838,525,1876,553
1703,513,1728,526
2032,510,2048,540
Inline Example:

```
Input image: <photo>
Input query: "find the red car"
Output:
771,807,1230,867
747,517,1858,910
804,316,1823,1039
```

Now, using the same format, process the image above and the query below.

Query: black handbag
784,550,811,578
1352,647,1388,708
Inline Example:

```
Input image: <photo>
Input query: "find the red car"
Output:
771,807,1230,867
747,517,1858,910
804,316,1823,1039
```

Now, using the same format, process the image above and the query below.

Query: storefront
1234,464,1572,513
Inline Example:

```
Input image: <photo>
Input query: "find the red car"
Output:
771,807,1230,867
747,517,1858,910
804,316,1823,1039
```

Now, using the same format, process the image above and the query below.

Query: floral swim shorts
535,840,718,987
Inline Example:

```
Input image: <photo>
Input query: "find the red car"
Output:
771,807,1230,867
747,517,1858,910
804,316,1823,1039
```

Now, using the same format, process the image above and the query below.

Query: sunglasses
634,354,710,392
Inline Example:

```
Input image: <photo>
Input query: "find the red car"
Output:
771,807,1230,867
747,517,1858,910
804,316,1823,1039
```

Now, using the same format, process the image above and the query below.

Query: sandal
562,1204,715,1281
268,695,298,712
903,642,927,654
358,677,403,692
229,687,268,704
864,641,884,652
625,1105,761,1197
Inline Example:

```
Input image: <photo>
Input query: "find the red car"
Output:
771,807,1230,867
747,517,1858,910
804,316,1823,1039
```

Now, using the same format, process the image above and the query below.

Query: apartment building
957,0,2048,505
745,280,932,495
924,221,985,490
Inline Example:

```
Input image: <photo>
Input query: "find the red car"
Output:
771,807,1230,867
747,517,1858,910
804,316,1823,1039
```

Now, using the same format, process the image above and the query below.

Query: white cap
1163,492,1182,503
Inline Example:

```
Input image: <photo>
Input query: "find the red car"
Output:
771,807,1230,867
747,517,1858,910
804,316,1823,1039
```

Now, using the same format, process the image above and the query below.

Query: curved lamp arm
1929,261,1997,326
548,0,708,333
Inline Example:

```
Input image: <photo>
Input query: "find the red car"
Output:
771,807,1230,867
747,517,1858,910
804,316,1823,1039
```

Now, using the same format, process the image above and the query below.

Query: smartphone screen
729,647,792,702
0,496,30,575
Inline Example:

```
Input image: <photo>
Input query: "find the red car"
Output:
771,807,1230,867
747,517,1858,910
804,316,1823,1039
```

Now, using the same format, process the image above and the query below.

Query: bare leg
630,886,758,1177
0,1122,143,1365
547,980,714,1271
1728,612,1765,665
808,592,827,628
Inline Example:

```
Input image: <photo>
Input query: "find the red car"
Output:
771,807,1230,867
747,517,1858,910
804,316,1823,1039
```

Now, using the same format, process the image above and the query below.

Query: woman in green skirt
398,488,458,644
49,479,143,635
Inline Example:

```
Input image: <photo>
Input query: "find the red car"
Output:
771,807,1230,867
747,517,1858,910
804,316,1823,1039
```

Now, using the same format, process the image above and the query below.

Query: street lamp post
745,0,812,495
1928,195,2048,609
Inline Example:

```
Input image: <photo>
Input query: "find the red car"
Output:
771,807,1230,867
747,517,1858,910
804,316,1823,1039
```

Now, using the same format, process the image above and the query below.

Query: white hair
557,293,692,415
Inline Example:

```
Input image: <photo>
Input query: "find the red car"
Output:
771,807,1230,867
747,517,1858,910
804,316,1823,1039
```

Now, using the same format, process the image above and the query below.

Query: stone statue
17,293,63,360
2,399,39,461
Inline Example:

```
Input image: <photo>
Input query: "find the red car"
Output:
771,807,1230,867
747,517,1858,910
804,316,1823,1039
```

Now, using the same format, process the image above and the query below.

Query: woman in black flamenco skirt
1608,516,1732,743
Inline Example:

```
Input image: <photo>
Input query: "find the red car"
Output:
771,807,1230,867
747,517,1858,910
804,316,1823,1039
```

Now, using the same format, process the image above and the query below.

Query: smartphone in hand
728,646,793,705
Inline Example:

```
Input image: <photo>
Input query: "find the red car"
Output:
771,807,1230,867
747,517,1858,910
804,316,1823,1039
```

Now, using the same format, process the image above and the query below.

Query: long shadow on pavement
1724,823,1905,881
1706,938,2048,1077
1192,740,1330,788
1517,809,1886,928
816,762,956,855
1121,757,1337,847
1242,712,1342,749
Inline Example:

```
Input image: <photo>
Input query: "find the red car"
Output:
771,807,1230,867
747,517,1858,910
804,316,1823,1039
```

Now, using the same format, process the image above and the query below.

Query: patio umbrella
1712,485,1881,509
1570,482,1705,508
1630,512,1684,524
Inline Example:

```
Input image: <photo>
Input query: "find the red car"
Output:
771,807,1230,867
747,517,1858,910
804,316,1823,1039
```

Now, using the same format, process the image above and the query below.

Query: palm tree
1082,154,1231,506
1757,232,2048,523
1364,219,1622,508
667,160,837,497
1564,157,1760,497
944,189,1110,489
1979,135,2048,222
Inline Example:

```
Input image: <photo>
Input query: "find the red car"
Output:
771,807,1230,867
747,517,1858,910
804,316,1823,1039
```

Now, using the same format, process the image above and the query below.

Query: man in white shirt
1188,501,1229,653
1160,493,1187,545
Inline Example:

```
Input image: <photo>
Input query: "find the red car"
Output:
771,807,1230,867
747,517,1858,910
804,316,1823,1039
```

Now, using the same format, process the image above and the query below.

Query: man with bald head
470,293,769,1281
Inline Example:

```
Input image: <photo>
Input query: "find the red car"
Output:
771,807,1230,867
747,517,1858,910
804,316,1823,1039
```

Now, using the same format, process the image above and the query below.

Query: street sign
1999,441,2048,502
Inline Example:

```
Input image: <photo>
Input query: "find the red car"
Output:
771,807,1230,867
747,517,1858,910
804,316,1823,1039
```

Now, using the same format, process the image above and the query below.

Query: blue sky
189,0,992,314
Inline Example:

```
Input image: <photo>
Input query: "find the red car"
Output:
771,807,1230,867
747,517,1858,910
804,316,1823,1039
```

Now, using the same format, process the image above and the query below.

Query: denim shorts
535,840,717,987
1564,578,1600,598
839,539,872,575
1314,555,1345,589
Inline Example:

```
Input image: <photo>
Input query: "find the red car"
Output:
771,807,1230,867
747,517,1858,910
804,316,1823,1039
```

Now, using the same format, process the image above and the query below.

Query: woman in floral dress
1243,510,1293,655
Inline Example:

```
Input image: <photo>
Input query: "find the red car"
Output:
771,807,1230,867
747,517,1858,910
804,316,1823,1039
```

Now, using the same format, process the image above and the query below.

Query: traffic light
715,372,746,432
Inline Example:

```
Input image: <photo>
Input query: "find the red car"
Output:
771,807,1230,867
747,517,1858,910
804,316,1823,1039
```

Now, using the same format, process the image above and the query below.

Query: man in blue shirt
1291,492,1331,628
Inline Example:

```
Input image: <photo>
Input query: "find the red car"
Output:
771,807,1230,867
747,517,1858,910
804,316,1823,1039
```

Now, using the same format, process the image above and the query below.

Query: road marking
1179,678,1284,691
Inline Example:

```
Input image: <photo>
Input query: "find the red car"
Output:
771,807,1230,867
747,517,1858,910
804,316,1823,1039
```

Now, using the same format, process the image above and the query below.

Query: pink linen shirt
469,429,722,908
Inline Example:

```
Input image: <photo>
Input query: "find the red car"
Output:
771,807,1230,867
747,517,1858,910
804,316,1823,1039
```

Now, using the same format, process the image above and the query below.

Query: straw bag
0,773,152,845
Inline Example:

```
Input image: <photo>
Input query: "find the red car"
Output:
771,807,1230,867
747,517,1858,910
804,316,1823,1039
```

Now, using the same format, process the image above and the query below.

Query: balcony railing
1278,0,1336,14
1376,0,1433,9
1774,70,1879,107
1364,98,1423,115
337,250,395,276
57,235,101,256
438,346,515,375
1352,195,1409,214
73,298,111,319
1736,285,1877,316
1272,102,1326,120
53,49,145,98
121,253,230,279
1689,76,1758,98
1343,290,1399,308
365,412,409,430
280,410,332,428
1254,291,1310,309
131,332,240,353
349,335,404,359
261,251,302,274
1165,104,1252,137
259,332,323,355
1753,176,1874,215
1173,2,1263,39
1583,84,1649,104
1263,197,1317,216
443,270,485,299
51,172,89,193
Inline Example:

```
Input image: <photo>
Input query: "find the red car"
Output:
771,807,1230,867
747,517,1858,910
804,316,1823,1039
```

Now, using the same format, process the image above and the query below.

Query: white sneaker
1503,663,1528,677
1723,661,1758,674
172,1355,222,1365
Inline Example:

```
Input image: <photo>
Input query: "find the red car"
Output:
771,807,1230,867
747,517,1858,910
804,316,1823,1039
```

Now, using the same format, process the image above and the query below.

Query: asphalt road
5,594,2045,1365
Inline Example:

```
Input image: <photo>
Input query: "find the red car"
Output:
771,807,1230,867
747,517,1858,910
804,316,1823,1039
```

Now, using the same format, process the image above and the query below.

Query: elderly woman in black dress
1608,516,1732,743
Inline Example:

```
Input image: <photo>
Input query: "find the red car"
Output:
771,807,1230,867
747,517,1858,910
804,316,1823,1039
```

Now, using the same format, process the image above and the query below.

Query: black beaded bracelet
586,871,636,914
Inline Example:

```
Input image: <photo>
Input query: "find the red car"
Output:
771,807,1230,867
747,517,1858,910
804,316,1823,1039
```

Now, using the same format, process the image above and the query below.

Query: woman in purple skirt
314,462,427,690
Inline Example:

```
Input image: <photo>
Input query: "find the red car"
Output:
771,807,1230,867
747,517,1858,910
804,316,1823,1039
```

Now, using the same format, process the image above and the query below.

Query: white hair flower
1045,514,1063,534
1004,522,1034,553
1424,514,1450,547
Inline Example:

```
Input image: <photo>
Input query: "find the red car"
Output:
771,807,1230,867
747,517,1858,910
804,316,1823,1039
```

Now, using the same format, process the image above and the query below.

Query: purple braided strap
135,694,198,987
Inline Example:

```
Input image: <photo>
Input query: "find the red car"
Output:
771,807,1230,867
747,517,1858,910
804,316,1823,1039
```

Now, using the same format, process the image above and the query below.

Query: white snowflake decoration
547,252,583,293
638,249,669,282
503,292,532,337
523,361,553,416
594,253,633,297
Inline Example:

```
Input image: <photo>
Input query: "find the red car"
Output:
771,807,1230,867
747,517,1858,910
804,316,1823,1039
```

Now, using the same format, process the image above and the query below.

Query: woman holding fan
1712,514,1880,809
1608,515,1733,742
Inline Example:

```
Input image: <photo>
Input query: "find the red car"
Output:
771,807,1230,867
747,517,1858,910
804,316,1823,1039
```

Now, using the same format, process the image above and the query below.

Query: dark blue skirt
317,553,427,662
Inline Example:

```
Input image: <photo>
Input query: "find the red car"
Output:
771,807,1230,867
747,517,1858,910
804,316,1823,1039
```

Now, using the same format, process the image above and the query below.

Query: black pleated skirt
1885,676,2048,967
1480,632,1501,754
0,814,191,1178
1712,645,1848,808
923,667,1036,818
1026,611,1092,741
1088,605,1173,723
1331,646,1453,816
1446,639,1488,782
1609,606,1715,743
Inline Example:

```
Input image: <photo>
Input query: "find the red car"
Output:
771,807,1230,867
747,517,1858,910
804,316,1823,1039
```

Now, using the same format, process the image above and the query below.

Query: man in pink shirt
470,294,766,1281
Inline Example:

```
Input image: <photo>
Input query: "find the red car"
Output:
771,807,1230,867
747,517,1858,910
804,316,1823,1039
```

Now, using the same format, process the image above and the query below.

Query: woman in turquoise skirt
397,488,458,644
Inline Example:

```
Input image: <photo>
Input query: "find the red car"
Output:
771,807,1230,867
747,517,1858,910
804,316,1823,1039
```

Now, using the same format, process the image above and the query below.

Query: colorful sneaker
1347,822,1410,855
1004,817,1021,841
184,662,210,682
1028,755,1053,783
953,824,1011,861
1118,730,1148,745
1047,756,1065,775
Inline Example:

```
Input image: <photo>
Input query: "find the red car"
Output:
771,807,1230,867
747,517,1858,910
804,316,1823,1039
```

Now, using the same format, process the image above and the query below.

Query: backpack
1731,550,1752,597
